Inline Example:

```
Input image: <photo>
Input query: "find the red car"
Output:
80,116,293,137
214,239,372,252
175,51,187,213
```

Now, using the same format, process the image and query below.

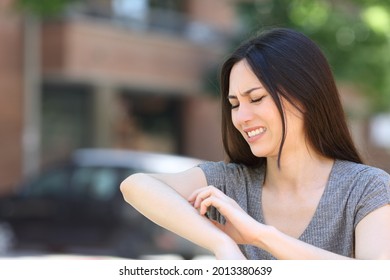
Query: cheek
231,113,237,127
230,112,241,132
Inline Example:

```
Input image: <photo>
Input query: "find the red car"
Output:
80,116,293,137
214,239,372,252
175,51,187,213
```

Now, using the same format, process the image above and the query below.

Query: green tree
14,0,79,17
236,0,390,112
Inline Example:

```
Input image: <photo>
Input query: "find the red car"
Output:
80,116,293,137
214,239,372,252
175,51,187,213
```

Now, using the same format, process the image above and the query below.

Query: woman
120,28,390,259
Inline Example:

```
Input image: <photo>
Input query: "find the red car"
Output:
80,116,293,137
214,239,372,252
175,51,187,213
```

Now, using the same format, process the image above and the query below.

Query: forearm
254,225,351,260
120,173,245,259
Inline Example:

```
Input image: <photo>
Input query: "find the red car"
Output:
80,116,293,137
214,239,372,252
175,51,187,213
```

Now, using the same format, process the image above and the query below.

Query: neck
265,149,334,192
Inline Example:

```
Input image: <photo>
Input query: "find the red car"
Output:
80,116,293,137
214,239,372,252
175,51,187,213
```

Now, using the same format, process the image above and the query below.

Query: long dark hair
220,28,362,166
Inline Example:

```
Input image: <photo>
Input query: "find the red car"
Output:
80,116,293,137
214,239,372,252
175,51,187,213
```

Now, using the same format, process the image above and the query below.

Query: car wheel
0,222,15,255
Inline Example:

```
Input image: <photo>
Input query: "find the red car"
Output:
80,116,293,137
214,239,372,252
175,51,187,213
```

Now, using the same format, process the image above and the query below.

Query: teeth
247,127,266,138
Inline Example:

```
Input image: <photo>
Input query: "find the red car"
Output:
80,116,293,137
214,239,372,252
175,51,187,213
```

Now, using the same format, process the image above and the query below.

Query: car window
71,167,118,200
71,167,95,196
90,169,118,200
25,167,70,197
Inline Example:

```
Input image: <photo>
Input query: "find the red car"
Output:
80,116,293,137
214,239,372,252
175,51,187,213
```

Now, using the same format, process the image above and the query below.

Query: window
112,0,148,20
111,0,187,35
41,84,92,165
90,169,118,200
26,168,70,197
71,167,118,201
114,92,183,154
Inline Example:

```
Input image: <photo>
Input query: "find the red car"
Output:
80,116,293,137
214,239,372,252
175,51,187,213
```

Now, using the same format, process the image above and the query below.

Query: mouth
245,127,267,139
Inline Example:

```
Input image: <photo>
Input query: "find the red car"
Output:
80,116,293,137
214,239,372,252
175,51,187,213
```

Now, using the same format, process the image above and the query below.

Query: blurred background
0,0,389,259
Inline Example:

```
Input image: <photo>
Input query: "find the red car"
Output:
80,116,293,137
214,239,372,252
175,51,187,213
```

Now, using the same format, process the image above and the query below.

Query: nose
234,103,254,124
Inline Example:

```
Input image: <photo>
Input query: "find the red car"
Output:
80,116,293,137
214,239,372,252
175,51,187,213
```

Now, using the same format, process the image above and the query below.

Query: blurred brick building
0,0,239,194
1,0,389,195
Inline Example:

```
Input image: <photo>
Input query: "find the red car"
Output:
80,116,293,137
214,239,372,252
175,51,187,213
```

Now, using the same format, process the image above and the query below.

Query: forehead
229,60,264,94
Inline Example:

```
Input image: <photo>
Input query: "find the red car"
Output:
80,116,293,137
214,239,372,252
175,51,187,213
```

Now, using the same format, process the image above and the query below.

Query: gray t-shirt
198,160,390,259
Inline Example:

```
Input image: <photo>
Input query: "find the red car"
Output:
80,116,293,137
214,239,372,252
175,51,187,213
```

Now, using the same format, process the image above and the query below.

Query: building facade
0,0,238,194
1,0,389,195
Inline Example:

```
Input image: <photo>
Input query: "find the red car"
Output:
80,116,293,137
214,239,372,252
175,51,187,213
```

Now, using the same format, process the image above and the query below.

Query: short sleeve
354,169,390,228
198,161,228,191
197,161,265,224
197,161,231,222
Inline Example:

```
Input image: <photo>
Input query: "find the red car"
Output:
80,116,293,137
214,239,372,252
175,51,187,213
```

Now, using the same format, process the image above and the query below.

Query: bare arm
259,204,390,259
253,226,351,259
354,205,390,259
190,186,390,259
119,167,246,259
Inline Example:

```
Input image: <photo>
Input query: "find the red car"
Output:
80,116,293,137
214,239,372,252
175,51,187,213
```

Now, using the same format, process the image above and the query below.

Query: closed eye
228,96,239,109
251,95,266,103
228,94,266,110
230,103,239,109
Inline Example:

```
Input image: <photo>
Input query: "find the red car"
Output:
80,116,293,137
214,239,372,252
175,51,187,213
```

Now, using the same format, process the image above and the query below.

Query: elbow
119,178,128,198
120,173,146,202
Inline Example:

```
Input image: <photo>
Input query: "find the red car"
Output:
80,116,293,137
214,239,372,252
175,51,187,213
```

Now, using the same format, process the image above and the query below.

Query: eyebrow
227,86,263,99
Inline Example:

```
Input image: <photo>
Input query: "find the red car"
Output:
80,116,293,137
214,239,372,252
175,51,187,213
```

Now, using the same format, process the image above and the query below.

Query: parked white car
0,148,208,259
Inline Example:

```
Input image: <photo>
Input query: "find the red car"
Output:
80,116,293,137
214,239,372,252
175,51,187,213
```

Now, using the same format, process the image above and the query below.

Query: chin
249,147,268,158
249,145,277,159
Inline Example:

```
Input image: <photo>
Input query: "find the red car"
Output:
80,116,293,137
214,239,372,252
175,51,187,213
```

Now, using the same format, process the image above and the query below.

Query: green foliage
235,0,390,112
15,0,79,18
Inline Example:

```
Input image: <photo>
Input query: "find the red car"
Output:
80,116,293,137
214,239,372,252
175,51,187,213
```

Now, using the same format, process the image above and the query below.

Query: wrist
213,235,246,260
252,224,277,250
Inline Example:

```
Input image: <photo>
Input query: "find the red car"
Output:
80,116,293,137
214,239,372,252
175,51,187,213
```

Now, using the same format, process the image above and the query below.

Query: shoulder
333,160,390,186
198,161,264,187
199,161,262,176
329,160,390,209
332,160,390,225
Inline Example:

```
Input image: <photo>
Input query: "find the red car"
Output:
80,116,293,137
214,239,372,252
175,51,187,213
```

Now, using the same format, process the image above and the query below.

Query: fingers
188,186,232,217
188,186,221,208
188,186,214,203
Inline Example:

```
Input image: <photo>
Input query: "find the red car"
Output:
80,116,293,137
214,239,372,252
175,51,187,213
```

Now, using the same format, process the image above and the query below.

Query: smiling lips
245,127,267,139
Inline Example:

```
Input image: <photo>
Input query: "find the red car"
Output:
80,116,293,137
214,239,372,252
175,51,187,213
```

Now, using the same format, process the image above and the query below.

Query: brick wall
41,19,223,94
0,6,23,194
187,0,237,33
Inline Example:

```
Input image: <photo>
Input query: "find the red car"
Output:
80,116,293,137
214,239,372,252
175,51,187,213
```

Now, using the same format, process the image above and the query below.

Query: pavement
0,248,214,260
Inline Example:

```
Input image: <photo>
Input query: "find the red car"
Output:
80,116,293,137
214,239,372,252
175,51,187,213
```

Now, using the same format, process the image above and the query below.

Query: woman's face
228,59,304,159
